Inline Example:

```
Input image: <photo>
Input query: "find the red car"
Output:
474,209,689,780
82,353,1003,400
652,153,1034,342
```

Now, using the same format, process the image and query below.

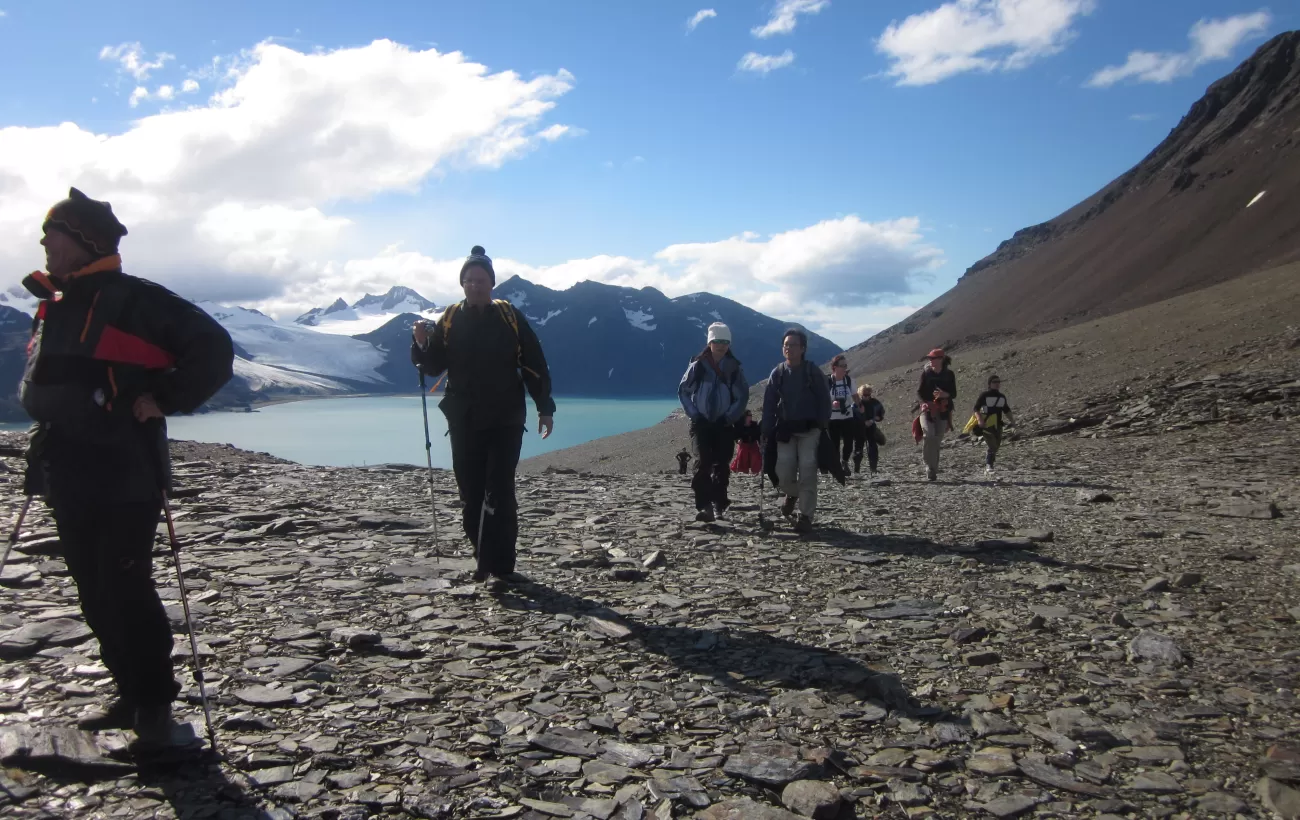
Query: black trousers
51,498,178,708
450,424,525,577
850,421,880,472
828,419,855,466
690,421,734,512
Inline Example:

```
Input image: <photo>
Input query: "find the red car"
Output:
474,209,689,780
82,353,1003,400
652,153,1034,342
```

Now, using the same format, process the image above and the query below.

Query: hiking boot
794,515,813,534
927,470,938,481
985,465,994,475
131,703,193,750
485,577,509,593
780,496,797,518
471,569,489,583
78,698,136,731
714,502,729,520
694,508,715,523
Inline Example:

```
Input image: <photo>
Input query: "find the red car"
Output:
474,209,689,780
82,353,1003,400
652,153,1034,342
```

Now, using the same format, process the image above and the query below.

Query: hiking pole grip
162,493,219,755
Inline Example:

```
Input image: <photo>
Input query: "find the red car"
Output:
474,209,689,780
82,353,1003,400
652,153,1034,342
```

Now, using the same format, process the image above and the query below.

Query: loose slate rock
780,780,841,819
1208,501,1280,519
696,798,803,820
0,724,134,776
980,794,1044,819
234,685,297,707
1126,630,1188,667
723,742,819,787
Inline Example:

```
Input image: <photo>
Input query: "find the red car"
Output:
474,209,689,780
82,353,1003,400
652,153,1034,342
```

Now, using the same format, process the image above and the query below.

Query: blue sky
0,1,1290,345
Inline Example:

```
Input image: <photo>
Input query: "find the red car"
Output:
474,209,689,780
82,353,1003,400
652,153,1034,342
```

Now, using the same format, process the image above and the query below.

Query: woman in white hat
677,322,749,522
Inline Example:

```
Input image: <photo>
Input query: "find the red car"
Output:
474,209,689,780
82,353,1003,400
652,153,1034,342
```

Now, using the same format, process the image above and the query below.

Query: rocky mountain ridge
848,30,1300,374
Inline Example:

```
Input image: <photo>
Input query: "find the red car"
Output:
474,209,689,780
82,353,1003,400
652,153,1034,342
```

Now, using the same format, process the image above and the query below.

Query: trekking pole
417,369,442,563
1,496,33,580
475,491,495,563
161,493,219,756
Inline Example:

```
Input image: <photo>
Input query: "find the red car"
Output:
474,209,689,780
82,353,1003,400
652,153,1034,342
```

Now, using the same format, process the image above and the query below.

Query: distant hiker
915,348,957,481
730,409,762,474
972,374,1013,474
676,448,691,475
411,245,555,590
826,354,855,475
19,188,235,747
678,322,749,521
761,328,832,533
853,383,886,475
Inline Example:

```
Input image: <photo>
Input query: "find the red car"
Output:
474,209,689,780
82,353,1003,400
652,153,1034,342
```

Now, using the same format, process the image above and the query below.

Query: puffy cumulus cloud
752,0,829,38
0,38,576,300
242,216,943,345
738,50,796,74
686,9,717,33
877,0,1095,86
1086,11,1271,87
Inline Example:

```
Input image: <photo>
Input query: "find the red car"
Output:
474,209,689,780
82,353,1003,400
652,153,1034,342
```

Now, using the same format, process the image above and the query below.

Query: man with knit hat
19,187,234,747
677,322,748,522
916,348,957,481
412,245,555,590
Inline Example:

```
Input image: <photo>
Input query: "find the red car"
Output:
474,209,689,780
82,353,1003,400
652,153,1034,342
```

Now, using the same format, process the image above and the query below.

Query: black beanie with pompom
460,245,495,285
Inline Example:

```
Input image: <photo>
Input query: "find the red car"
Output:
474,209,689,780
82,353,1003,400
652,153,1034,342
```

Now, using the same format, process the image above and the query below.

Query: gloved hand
22,462,44,496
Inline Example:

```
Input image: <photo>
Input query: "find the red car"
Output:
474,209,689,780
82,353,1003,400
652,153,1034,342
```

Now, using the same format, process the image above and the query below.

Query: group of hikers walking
7,187,1015,758
677,337,1017,531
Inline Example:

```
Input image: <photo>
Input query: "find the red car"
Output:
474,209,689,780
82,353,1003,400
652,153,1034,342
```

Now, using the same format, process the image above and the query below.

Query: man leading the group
677,322,749,522
20,188,235,747
412,246,555,589
761,329,832,533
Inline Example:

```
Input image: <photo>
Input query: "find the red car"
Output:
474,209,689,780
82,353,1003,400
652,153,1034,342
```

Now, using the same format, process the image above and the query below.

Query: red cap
927,348,945,359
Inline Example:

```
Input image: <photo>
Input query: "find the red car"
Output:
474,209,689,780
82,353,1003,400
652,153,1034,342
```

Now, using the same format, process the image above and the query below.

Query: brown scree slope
851,29,1300,373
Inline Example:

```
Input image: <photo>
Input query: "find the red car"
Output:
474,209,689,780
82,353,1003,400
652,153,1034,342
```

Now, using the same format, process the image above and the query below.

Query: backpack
428,299,537,392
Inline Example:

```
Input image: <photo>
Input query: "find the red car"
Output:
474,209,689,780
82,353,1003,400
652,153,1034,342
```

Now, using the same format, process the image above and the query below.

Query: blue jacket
678,351,748,424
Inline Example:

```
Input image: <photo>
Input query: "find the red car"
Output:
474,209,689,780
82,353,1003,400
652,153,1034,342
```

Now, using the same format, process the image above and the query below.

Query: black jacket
411,301,555,432
21,268,234,504
917,366,957,418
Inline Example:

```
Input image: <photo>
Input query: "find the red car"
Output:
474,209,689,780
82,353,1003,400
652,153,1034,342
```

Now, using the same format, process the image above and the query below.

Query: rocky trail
0,421,1298,819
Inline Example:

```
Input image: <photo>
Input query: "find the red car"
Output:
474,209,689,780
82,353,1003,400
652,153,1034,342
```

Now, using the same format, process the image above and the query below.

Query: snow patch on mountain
532,309,564,327
198,302,388,384
504,290,529,308
623,309,657,331
0,286,38,317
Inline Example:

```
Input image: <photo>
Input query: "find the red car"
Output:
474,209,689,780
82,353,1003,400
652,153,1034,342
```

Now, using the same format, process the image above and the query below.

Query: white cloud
876,0,1095,86
687,9,717,33
1128,112,1158,121
99,42,174,81
126,78,203,108
182,79,200,93
1086,11,1271,87
738,50,796,74
0,38,576,303
752,0,829,38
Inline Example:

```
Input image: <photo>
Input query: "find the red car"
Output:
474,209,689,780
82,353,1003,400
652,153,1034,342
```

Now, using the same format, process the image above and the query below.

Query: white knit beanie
707,322,731,344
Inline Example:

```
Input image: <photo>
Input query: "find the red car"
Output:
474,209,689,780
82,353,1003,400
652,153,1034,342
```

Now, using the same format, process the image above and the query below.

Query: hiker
972,374,1013,473
411,246,555,590
677,322,749,521
761,328,832,533
18,188,234,746
853,383,886,475
826,354,855,475
675,449,691,475
915,348,957,481
730,409,762,474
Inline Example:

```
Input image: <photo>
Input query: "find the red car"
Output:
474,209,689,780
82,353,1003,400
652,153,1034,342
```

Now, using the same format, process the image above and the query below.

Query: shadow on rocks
135,756,284,820
817,527,1103,573
501,581,919,716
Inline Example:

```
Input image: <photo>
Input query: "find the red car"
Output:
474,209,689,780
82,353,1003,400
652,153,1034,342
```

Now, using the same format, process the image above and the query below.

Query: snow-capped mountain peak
295,286,442,335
